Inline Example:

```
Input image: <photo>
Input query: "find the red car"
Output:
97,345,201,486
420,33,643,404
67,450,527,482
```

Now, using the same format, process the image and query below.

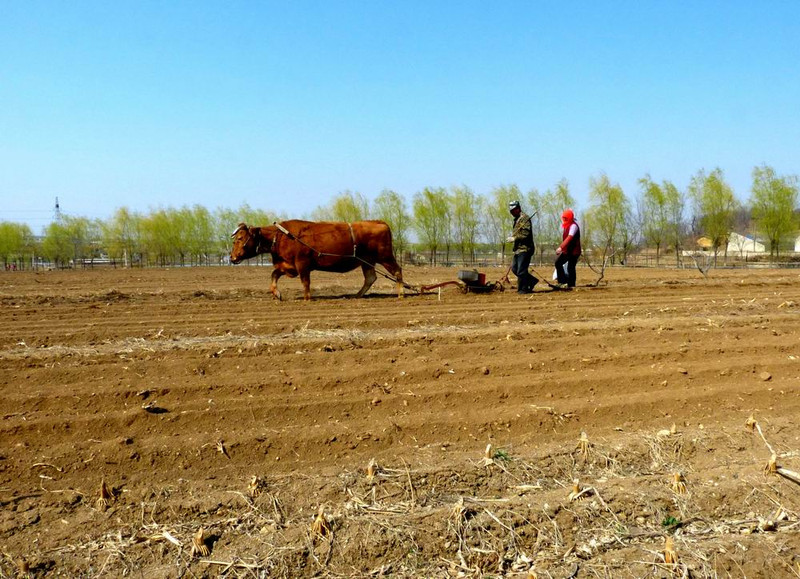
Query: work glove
506,236,515,243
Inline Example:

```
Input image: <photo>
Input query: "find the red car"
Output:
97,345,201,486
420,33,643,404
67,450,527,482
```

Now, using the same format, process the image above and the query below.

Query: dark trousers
512,251,537,293
555,253,579,287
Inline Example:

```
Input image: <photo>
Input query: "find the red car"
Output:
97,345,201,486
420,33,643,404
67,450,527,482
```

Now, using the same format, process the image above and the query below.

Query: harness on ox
273,222,357,259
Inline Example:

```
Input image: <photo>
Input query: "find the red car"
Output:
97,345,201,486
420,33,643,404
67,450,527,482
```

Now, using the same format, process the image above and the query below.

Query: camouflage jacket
511,211,535,254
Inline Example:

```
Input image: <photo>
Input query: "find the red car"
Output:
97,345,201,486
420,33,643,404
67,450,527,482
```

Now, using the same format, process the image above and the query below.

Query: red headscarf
561,209,575,230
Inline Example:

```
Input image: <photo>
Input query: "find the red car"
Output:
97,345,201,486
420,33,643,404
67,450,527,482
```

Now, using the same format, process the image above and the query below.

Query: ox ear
231,222,247,239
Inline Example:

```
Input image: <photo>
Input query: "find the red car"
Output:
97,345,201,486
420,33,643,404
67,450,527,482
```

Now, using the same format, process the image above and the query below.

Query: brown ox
229,220,404,300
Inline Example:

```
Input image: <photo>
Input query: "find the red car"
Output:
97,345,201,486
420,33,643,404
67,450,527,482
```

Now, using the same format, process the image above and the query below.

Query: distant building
727,232,766,257
688,233,766,257
795,234,800,253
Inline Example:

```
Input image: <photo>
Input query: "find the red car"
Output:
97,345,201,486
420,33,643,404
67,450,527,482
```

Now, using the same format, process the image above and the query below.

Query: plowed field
2,265,800,577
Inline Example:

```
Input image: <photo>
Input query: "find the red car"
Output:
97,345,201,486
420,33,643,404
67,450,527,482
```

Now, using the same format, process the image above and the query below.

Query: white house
727,232,766,257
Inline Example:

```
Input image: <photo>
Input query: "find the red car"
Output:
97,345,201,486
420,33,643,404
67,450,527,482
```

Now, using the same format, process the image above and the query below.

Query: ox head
230,223,268,264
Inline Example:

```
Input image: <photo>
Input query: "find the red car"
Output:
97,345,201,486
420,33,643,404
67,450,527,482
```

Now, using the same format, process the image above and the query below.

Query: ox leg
300,271,312,301
381,256,405,298
270,270,284,300
355,264,378,298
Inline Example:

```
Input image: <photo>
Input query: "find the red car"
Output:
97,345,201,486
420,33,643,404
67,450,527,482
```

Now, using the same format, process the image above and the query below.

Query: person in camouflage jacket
507,200,538,294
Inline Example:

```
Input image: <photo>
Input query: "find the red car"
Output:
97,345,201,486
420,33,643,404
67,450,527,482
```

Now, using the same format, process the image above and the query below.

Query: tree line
1,165,798,270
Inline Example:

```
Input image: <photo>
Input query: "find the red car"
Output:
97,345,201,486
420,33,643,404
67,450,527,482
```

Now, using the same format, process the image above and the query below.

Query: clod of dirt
677,367,688,375
481,366,490,375
760,371,772,382
141,401,167,414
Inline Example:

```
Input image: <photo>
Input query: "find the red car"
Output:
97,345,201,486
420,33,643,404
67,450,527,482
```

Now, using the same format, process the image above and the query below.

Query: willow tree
140,209,180,266
663,180,686,265
638,175,670,264
585,174,631,261
750,164,799,259
412,187,449,265
688,168,738,264
0,222,33,268
41,221,73,267
313,191,370,222
373,189,411,262
43,216,100,267
102,207,142,267
450,185,481,264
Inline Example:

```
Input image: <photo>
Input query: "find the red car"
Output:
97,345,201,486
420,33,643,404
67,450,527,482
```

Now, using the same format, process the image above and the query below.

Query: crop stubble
1,265,800,576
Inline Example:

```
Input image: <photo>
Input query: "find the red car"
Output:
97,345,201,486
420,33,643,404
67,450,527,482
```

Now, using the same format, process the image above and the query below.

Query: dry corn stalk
248,475,266,498
191,527,210,557
765,453,778,475
576,431,592,458
216,440,231,459
16,558,30,577
671,472,687,495
366,458,379,482
479,443,494,467
745,414,757,432
311,505,331,539
96,479,112,510
663,536,678,565
657,423,679,438
568,479,591,501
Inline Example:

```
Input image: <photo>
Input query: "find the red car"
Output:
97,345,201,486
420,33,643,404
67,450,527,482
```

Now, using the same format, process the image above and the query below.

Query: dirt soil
2,264,800,578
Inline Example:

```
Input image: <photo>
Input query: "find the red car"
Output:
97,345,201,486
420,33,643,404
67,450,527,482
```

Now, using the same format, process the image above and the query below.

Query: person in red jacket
555,209,581,288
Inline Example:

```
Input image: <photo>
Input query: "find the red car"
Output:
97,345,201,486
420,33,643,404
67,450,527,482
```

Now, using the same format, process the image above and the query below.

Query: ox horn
231,223,247,239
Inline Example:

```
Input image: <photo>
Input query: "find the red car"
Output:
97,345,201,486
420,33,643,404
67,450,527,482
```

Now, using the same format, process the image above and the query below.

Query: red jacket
558,219,581,256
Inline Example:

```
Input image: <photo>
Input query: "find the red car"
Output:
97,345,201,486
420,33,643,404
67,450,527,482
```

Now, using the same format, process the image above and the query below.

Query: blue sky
2,1,798,232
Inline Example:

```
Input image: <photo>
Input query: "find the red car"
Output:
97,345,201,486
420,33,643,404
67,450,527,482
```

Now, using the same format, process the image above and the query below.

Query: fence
5,249,800,272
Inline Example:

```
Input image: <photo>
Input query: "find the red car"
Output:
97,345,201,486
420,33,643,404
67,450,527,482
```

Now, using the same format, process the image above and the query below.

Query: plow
409,267,567,295
390,264,572,295
416,269,506,294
